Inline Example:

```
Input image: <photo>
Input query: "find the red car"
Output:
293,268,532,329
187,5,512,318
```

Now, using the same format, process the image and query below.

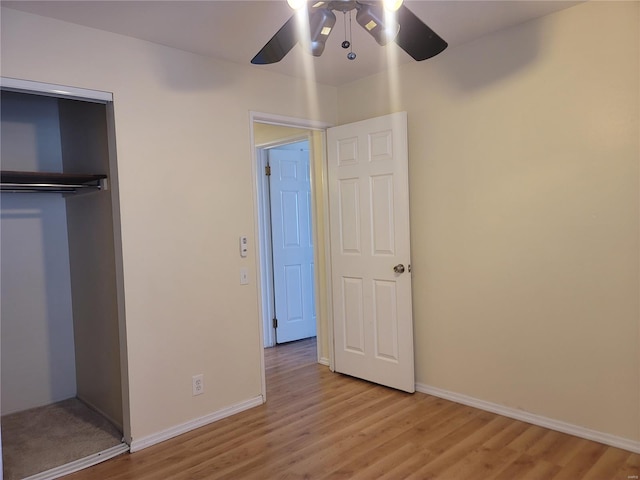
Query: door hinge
272,317,278,329
265,165,271,176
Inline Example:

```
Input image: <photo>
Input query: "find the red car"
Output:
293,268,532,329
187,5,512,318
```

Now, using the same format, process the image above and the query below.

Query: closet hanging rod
0,171,107,194
1,183,101,193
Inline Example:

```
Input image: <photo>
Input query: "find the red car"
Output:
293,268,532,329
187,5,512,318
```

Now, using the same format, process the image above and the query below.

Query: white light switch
240,268,249,285
240,236,248,257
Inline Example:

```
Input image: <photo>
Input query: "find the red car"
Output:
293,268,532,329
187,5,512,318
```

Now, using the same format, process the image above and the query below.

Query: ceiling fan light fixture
287,0,306,10
307,8,336,56
356,3,398,46
383,0,404,12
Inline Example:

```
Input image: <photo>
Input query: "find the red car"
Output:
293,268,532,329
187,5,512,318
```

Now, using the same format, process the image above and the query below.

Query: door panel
281,190,300,247
284,264,303,322
269,143,316,343
328,112,414,393
371,174,395,255
373,279,398,361
342,276,365,353
338,179,361,254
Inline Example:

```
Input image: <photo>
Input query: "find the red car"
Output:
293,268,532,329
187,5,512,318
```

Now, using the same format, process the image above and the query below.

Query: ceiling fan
251,0,448,65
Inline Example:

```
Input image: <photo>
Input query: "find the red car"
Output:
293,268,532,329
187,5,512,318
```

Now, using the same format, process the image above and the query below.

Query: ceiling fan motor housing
325,1,358,12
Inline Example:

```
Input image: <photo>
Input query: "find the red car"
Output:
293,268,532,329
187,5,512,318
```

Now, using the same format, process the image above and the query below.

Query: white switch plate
240,267,249,285
240,236,248,257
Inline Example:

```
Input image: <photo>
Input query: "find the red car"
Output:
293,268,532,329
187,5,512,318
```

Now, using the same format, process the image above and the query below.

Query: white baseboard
415,383,640,454
24,443,129,480
319,357,330,366
129,395,264,453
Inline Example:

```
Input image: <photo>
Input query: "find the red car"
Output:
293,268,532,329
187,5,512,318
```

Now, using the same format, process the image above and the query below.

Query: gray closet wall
1,93,77,414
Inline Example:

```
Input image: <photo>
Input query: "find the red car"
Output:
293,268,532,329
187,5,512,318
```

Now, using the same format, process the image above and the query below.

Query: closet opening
0,79,129,480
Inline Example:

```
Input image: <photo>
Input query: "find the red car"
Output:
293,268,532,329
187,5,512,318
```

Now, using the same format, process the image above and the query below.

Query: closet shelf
1,171,107,194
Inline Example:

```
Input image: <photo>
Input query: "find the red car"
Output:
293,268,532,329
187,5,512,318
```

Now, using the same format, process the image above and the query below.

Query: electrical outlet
192,374,204,396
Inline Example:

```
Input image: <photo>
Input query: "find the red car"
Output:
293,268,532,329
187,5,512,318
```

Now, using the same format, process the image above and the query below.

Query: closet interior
1,85,129,479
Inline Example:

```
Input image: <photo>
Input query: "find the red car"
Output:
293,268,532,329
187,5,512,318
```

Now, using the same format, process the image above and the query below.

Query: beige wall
0,7,337,441
338,1,639,441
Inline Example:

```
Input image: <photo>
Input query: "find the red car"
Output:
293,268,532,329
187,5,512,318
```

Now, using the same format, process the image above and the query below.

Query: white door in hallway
327,112,414,392
269,143,316,343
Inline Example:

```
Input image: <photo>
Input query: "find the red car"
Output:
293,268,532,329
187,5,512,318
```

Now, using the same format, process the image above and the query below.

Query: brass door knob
393,264,405,274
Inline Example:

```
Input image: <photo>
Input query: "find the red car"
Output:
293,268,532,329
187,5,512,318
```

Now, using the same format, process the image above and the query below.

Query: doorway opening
251,113,334,400
260,139,316,345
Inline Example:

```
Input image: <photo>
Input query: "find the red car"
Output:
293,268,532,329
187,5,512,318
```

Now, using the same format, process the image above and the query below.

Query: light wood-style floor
67,338,639,479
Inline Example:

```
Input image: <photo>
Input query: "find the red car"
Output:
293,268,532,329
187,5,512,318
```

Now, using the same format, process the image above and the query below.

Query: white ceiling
3,0,582,86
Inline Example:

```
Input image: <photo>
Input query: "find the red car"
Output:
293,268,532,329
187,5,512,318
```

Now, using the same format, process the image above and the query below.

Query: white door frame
249,111,334,401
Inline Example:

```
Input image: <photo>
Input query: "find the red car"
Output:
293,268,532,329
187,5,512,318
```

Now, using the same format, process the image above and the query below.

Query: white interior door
327,112,414,392
269,143,316,343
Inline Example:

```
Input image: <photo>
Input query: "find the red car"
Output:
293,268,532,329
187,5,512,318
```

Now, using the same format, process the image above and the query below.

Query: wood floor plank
525,430,589,466
550,441,608,480
334,441,426,480
491,453,562,480
619,452,640,480
437,444,521,480
64,338,640,480
482,418,531,450
506,424,552,452
582,447,634,480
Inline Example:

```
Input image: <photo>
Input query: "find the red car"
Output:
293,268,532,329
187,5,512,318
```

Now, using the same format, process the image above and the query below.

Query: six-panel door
328,112,415,393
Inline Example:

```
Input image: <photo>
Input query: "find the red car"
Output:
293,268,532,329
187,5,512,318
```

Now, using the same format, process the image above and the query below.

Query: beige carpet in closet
1,398,123,479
